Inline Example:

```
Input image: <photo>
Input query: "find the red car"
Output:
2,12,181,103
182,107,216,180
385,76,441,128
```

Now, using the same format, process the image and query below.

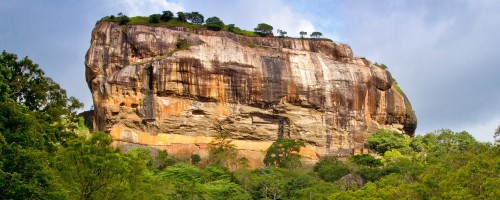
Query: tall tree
299,31,307,38
264,138,305,169
176,12,187,22
276,29,287,37
161,10,174,21
310,31,323,38
149,14,161,23
366,129,409,154
208,131,239,170
186,12,204,24
0,51,82,199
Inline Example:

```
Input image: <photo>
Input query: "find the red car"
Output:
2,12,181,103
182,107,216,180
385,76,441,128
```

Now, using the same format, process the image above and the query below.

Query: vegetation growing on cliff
97,11,331,40
1,52,499,199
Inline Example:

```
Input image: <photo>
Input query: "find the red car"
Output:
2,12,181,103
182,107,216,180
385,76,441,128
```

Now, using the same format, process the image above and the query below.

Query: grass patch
391,78,413,114
98,15,335,42
392,79,405,96
373,62,388,70
240,41,257,48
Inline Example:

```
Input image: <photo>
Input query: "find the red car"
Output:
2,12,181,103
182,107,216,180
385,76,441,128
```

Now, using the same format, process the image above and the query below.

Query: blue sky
1,0,499,142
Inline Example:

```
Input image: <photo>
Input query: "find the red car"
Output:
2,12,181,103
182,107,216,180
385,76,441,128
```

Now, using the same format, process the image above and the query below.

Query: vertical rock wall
85,22,416,166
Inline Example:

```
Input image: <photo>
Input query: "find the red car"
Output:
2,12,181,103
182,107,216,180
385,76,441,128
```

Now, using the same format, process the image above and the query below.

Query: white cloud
455,115,500,143
120,0,183,16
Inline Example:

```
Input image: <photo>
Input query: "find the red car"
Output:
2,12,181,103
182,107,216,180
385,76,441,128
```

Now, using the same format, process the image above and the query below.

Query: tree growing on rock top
161,10,174,21
310,31,323,38
149,14,161,23
254,23,274,36
277,29,287,37
299,31,307,38
176,12,187,22
186,12,204,24
205,16,224,31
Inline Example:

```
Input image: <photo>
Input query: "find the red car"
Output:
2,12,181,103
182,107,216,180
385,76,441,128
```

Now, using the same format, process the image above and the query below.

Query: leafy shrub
148,14,161,23
350,154,383,167
264,138,305,169
313,156,350,182
205,16,224,31
254,23,273,36
161,10,174,21
367,129,409,154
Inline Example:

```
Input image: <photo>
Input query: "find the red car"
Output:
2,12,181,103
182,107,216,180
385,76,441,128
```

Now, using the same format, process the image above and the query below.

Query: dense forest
1,51,499,199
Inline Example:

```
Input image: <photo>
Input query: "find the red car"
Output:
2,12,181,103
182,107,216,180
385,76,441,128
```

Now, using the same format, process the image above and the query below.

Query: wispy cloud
119,0,183,16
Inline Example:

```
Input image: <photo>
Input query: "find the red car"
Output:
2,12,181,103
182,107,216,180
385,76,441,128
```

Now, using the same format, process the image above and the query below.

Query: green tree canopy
366,129,409,154
176,12,187,22
276,29,287,37
186,11,204,24
264,138,305,169
161,10,174,21
149,14,161,23
299,31,307,38
0,51,82,199
209,131,241,170
310,31,323,38
313,156,350,182
205,16,224,31
254,23,274,36
117,12,130,25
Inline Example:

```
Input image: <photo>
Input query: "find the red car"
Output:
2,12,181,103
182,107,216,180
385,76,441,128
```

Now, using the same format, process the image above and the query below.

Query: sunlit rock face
85,21,416,167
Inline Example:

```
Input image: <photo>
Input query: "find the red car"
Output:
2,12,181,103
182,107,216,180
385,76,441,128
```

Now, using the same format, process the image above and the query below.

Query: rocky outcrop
85,21,416,167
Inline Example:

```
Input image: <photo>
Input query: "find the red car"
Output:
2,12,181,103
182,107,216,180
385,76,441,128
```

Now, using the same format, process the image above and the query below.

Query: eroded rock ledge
85,21,416,166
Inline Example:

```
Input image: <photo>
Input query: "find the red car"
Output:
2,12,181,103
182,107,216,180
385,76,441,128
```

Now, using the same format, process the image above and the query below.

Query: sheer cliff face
85,21,416,166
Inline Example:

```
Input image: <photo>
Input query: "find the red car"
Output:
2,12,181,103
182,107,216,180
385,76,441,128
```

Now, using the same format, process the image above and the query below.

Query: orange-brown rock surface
85,21,416,166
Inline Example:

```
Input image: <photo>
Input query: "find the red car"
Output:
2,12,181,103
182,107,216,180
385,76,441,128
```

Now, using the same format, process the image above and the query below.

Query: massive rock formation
85,21,416,167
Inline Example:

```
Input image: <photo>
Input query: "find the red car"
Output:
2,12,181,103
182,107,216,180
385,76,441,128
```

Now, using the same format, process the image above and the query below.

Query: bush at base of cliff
366,129,410,154
264,138,305,169
313,156,350,182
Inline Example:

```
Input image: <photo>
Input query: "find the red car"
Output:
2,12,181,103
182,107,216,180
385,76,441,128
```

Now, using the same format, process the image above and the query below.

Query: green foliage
373,62,388,70
1,50,499,200
160,10,174,21
176,11,187,22
191,153,201,165
204,179,252,200
310,31,323,38
299,31,307,38
276,29,287,37
264,137,305,169
367,129,409,154
205,16,224,31
153,150,176,170
495,125,500,144
117,12,130,25
148,14,161,23
254,23,274,36
350,154,383,167
0,51,82,199
186,11,204,24
227,24,260,37
208,131,241,170
176,39,189,50
392,78,406,96
313,156,350,182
